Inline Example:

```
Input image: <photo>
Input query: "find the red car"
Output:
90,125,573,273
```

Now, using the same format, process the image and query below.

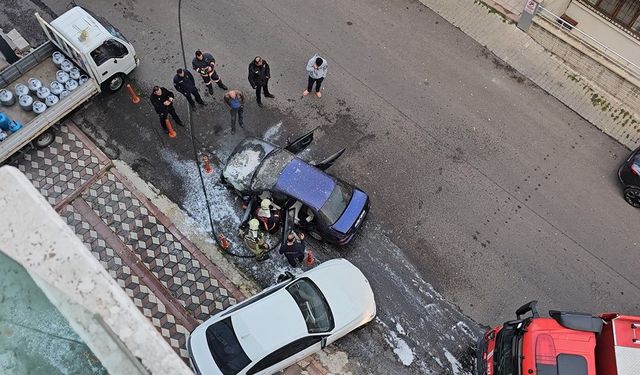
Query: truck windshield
493,324,520,375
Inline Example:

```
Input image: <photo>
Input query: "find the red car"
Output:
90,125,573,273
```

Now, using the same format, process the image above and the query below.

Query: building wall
564,1,640,69
543,0,572,15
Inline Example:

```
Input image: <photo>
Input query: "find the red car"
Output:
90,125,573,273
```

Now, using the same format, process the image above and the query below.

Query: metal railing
536,5,640,79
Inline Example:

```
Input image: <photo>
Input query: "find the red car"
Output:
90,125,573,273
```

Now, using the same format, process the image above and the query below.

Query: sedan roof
232,287,308,361
273,158,336,211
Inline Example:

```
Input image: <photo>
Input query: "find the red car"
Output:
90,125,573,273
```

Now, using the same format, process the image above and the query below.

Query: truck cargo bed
0,42,99,163
2,55,60,125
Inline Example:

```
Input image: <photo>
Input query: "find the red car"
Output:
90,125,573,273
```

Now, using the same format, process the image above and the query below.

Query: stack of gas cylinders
0,50,88,141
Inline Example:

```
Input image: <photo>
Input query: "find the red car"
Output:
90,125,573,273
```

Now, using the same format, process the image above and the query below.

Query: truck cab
42,6,138,92
477,301,640,375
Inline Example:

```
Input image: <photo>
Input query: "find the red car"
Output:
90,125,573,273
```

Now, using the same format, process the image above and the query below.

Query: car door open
313,148,346,171
285,129,316,154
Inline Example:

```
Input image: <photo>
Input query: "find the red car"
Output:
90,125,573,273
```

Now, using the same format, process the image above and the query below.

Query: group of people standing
150,50,329,135
149,50,328,266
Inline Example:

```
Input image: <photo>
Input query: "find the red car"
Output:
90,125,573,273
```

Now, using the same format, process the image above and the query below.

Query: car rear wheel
308,230,323,241
623,187,640,208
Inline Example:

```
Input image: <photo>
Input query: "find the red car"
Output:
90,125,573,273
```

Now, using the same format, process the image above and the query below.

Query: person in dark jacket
279,231,306,267
150,86,183,134
191,50,228,95
248,56,274,107
173,68,206,109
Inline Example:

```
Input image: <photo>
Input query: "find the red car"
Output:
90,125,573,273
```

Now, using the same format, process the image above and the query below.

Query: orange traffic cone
305,249,315,266
126,83,141,104
202,155,213,174
164,118,177,138
218,234,231,250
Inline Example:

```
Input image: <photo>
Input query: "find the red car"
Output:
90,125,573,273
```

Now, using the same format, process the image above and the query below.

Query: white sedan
187,259,376,375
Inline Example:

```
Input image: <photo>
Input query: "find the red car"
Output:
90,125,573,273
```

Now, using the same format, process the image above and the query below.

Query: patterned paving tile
60,204,191,360
11,125,108,206
83,171,236,323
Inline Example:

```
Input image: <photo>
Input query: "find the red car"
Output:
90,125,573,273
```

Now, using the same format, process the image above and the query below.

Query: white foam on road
444,348,471,375
262,121,282,142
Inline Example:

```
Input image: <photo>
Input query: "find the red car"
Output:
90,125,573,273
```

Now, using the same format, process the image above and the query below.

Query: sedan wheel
308,230,323,241
623,187,640,208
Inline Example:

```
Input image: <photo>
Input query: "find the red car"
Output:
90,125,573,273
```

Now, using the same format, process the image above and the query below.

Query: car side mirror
320,336,328,349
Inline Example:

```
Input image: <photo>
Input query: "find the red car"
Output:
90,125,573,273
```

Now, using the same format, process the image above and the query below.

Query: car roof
273,158,336,211
231,286,308,361
222,138,277,193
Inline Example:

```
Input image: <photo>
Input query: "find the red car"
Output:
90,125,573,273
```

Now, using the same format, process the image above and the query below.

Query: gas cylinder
0,112,23,132
28,78,42,93
69,67,80,80
56,70,70,84
52,51,65,68
19,95,33,111
15,84,29,97
50,81,64,96
65,79,78,91
45,94,59,107
0,89,15,106
36,86,51,100
60,59,74,72
32,101,47,114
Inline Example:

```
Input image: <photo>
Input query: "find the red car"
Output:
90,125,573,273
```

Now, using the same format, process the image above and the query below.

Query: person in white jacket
303,54,328,97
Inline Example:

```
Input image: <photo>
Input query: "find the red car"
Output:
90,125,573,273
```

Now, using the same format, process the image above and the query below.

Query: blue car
221,131,369,245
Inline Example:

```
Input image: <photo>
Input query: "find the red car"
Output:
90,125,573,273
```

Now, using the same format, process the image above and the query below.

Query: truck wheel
103,74,125,93
34,129,55,149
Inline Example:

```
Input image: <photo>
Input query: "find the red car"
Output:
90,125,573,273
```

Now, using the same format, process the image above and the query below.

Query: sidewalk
9,121,329,374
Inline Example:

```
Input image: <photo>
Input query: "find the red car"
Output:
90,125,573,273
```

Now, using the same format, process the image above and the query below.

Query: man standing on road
192,50,229,95
303,54,328,98
223,89,246,134
150,86,183,134
248,56,274,107
279,231,306,267
173,68,206,110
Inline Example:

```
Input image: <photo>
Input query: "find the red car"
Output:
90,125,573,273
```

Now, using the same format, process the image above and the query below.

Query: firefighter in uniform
192,50,228,95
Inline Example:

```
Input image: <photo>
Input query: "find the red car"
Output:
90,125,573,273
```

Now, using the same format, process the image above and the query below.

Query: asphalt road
4,0,640,373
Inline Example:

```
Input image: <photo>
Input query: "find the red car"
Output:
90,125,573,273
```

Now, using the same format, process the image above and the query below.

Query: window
580,0,640,33
246,336,322,375
205,318,251,375
318,180,353,225
90,39,128,66
287,278,334,333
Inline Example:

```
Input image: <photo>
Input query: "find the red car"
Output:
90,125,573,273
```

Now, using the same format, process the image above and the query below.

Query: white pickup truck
0,6,138,163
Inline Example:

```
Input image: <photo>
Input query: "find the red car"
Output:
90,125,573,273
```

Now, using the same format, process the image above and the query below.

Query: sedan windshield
493,324,520,375
205,317,251,375
318,180,353,225
287,278,334,333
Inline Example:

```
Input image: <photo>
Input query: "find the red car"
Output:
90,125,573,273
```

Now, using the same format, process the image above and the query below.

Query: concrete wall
0,166,192,375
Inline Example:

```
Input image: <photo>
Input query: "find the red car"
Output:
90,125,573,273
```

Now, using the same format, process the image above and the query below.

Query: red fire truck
476,301,640,375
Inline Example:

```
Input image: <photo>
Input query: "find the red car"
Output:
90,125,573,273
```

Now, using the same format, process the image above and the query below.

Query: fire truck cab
477,301,640,375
